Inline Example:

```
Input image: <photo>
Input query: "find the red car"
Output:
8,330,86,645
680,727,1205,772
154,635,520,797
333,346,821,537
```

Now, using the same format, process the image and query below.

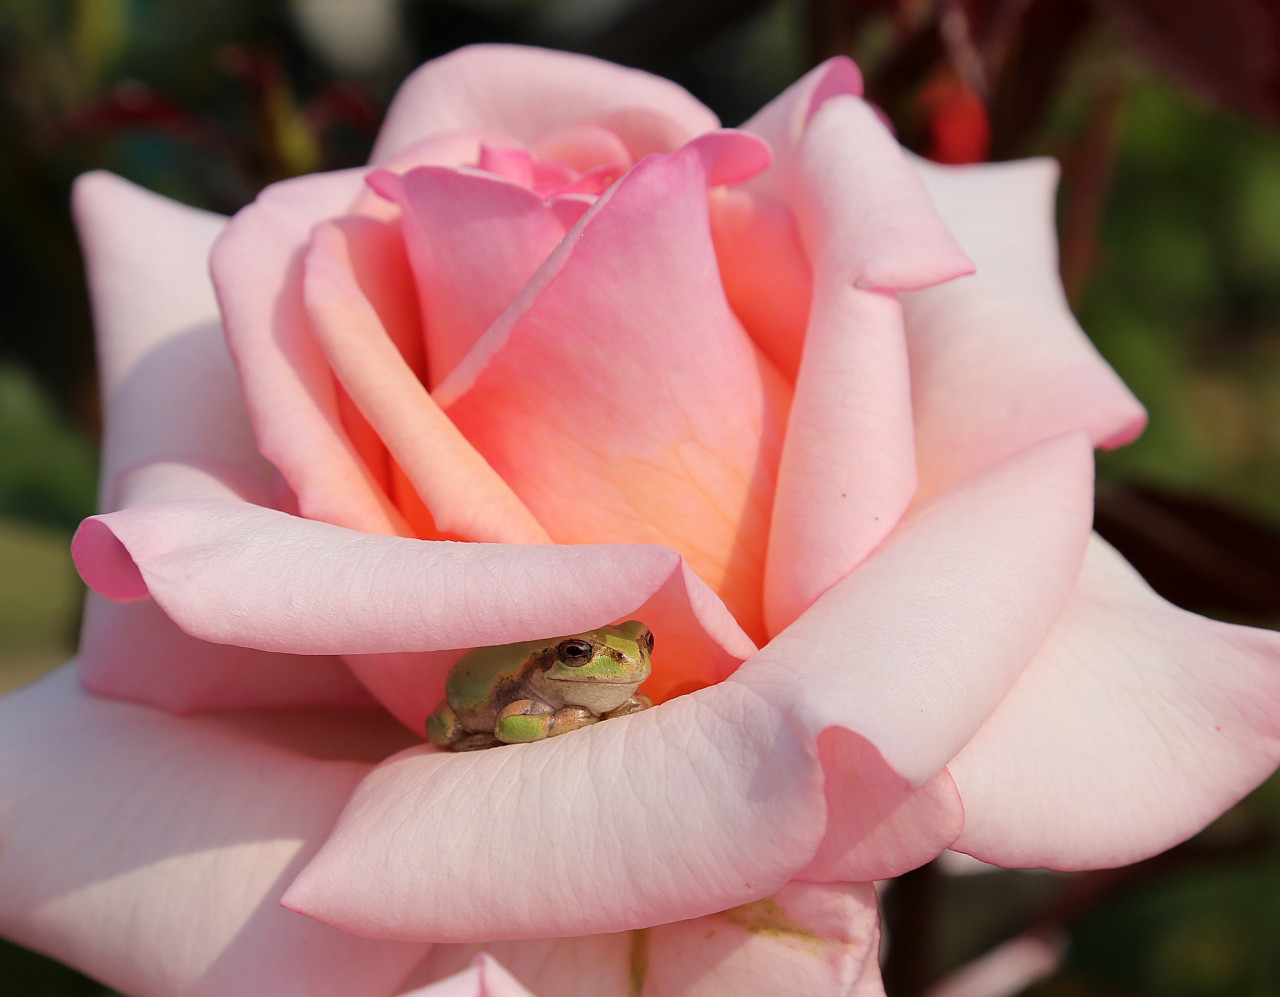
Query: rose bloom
1,44,1279,997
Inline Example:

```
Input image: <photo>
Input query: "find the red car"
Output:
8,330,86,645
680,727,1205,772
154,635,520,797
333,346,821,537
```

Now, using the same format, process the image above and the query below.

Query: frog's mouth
548,680,642,714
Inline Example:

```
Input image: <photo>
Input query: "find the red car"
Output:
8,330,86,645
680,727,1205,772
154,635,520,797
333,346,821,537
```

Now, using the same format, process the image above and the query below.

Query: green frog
426,620,654,750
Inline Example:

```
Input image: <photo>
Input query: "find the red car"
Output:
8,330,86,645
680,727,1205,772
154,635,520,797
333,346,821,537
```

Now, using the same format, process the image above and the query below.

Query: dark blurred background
1,1,1279,994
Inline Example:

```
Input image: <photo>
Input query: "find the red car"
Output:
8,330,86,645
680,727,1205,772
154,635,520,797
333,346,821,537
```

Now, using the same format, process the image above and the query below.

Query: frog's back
446,638,547,718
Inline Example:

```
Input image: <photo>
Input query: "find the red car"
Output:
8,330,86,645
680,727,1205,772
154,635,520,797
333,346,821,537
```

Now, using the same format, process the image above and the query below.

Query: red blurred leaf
921,67,992,162
56,82,204,140
1057,79,1123,302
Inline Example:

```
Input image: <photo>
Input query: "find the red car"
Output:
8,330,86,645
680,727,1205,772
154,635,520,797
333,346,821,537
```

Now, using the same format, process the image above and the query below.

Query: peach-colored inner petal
441,134,787,642
532,123,632,171
303,216,550,545
709,185,813,381
369,166,577,390
211,169,411,537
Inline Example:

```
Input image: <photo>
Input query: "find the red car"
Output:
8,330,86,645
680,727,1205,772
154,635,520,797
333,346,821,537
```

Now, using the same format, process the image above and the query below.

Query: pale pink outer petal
736,434,1094,875
71,172,272,496
302,217,549,544
79,595,375,712
71,496,756,726
211,167,407,535
798,730,964,883
902,157,1147,497
740,57,864,205
282,682,827,941
850,941,887,997
716,58,862,381
399,955,536,997
407,935,634,996
644,882,881,997
0,666,427,997
923,932,1067,997
371,45,719,163
72,171,364,711
764,286,915,636
411,883,880,997
439,132,787,641
949,535,1280,870
761,94,974,636
785,97,972,294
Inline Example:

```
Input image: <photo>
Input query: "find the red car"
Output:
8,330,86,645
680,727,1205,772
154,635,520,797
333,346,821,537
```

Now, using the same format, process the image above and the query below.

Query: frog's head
533,620,653,714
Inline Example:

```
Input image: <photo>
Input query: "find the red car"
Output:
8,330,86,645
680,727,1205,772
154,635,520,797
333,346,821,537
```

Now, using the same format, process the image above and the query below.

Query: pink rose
2,44,1279,996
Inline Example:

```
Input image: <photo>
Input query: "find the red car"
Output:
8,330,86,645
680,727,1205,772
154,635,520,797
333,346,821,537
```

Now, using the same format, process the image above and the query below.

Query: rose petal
284,680,826,941
411,936,633,997
368,165,575,389
735,433,1093,789
72,171,272,495
645,882,880,997
707,185,813,381
72,494,756,726
372,45,719,163
714,62,864,380
851,944,887,997
902,157,1147,497
410,883,880,997
72,171,362,711
79,595,375,713
216,130,500,539
790,96,973,293
743,64,971,298
597,107,697,159
948,535,1280,869
798,729,964,882
439,132,787,641
402,955,536,997
0,666,426,997
764,286,916,635
740,56,864,206
302,216,549,543
211,168,408,535
752,96,984,635
532,123,632,172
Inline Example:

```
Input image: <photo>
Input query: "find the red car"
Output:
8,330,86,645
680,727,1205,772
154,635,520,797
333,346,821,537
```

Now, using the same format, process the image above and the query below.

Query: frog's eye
642,630,655,653
557,639,594,666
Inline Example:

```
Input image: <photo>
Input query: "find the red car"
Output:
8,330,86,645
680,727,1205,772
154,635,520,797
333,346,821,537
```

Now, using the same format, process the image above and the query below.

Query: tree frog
426,620,655,750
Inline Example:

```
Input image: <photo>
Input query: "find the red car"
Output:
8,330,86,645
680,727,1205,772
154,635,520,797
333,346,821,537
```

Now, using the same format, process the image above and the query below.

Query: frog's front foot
496,699,598,743
427,702,499,751
602,692,652,720
549,706,598,737
426,702,461,748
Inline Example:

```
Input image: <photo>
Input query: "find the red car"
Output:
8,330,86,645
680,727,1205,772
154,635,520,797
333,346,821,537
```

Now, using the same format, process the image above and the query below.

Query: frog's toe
426,702,461,747
603,693,652,719
549,706,597,737
496,699,553,743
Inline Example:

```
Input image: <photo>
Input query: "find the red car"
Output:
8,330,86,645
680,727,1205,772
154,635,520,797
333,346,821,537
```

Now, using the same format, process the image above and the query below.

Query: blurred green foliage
0,364,97,531
0,363,93,688
1086,77,1280,522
